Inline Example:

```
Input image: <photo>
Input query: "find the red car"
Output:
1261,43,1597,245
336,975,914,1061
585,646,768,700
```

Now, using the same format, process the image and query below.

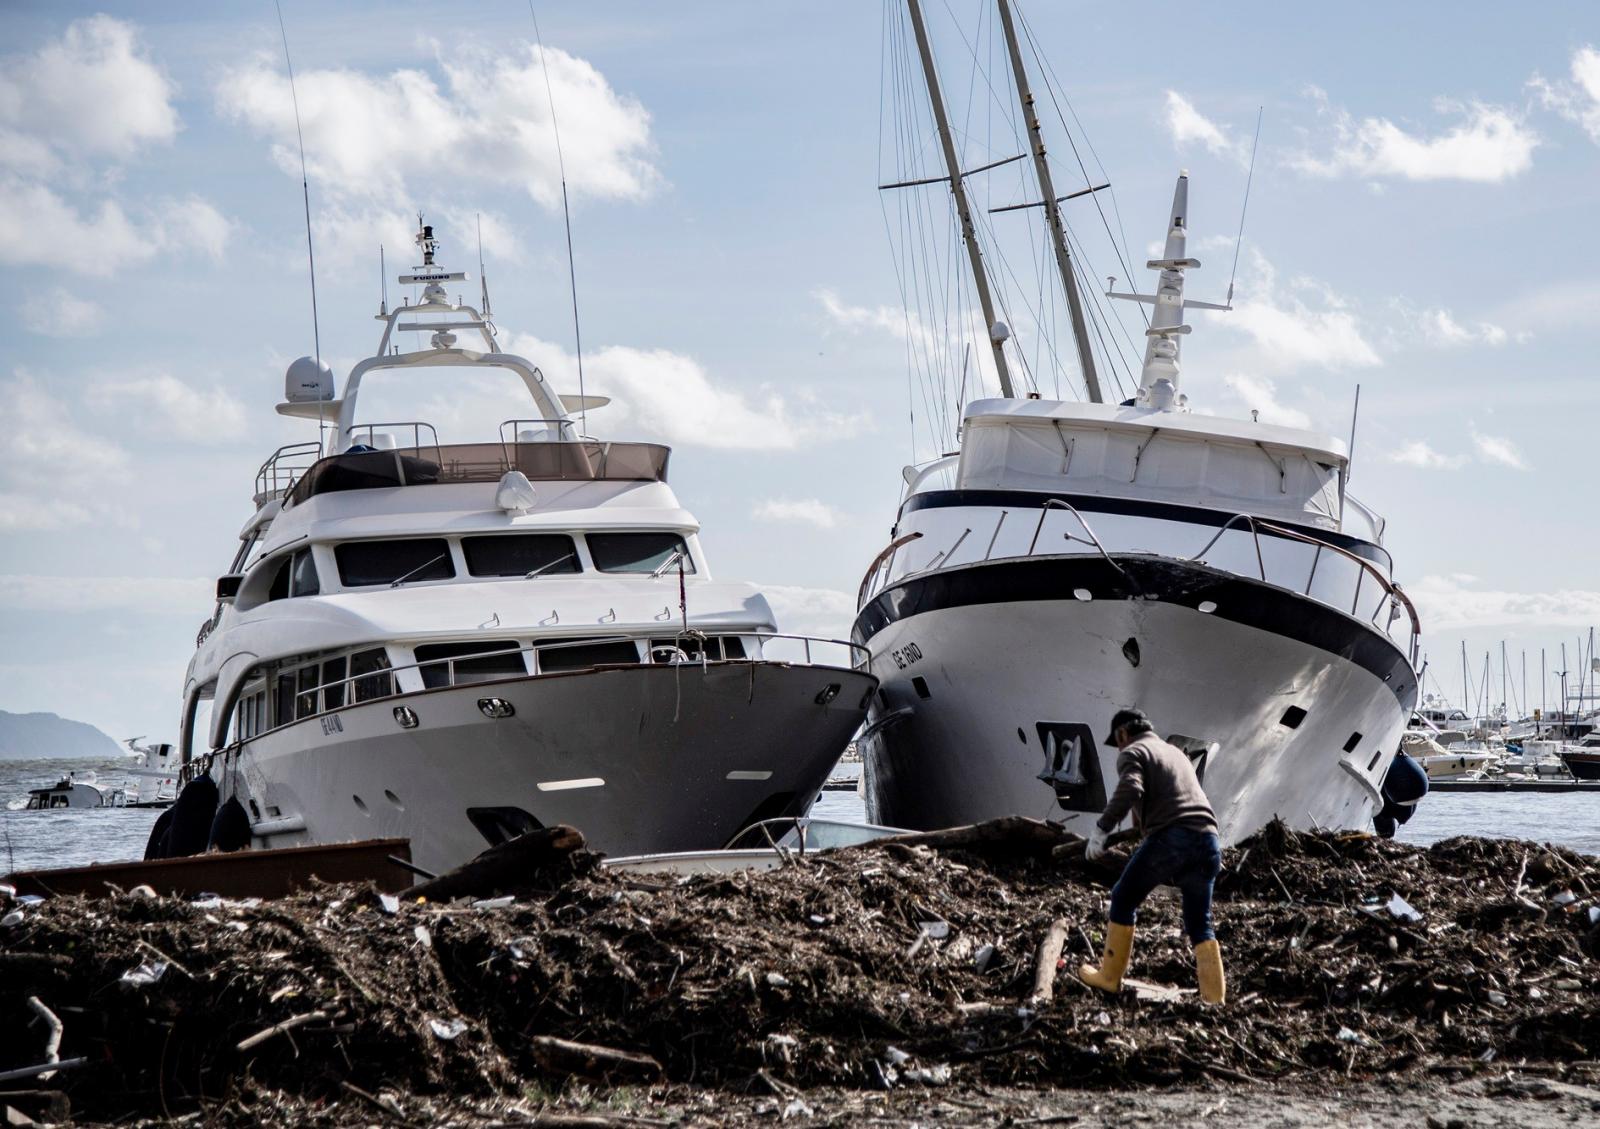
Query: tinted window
587,532,694,575
290,548,320,597
350,649,393,701
535,639,641,673
321,656,347,710
267,556,292,602
462,534,580,578
414,640,527,689
335,539,454,587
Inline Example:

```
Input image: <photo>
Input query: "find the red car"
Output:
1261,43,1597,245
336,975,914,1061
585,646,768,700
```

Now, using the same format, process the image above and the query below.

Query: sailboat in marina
852,0,1423,843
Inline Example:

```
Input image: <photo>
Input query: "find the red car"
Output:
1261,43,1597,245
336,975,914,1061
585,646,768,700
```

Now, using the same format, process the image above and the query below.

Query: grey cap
1104,707,1151,747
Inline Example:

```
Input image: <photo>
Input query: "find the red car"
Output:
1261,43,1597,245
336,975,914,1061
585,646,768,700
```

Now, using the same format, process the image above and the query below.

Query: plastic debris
973,942,997,972
781,1097,814,1120
119,960,168,987
472,896,515,910
903,1063,952,1085
428,1017,467,1040
1,910,23,929
918,920,950,940
413,924,432,949
378,894,400,915
1385,893,1422,922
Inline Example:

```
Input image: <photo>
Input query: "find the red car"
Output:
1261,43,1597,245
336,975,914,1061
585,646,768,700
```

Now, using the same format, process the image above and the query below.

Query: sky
1,1,1597,742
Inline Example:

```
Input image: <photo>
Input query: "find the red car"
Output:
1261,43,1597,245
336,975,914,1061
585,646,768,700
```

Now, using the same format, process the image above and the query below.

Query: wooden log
236,1010,329,1052
1029,917,1072,1003
857,817,1074,858
528,1035,663,1082
402,825,586,902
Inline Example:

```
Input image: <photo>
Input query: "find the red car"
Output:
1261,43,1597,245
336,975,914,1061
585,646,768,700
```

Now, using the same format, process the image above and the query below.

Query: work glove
1086,823,1108,861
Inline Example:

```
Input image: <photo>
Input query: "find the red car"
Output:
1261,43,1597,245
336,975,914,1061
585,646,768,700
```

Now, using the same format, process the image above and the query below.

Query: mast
1461,640,1468,717
905,0,1015,398
994,0,1101,403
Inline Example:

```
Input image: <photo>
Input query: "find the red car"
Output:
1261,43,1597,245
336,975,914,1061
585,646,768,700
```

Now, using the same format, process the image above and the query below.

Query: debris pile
2,821,1598,1122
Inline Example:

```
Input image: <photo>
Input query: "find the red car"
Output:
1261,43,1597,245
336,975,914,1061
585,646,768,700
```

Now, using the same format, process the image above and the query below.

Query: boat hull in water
854,554,1416,845
225,661,874,875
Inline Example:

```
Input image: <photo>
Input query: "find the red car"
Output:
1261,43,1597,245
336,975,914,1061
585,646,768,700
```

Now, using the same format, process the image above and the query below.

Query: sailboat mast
994,0,1102,403
905,0,1015,398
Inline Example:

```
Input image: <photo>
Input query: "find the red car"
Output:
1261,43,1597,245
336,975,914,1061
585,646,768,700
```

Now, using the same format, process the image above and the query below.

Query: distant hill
0,710,122,760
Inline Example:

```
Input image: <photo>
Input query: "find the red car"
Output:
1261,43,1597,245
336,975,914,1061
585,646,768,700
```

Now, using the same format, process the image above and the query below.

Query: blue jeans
1108,825,1222,944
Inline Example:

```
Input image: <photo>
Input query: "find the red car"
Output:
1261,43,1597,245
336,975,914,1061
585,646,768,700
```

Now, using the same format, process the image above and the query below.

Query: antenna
1346,383,1361,479
1226,107,1263,307
274,0,321,365
528,5,587,431
476,213,493,327
378,244,387,316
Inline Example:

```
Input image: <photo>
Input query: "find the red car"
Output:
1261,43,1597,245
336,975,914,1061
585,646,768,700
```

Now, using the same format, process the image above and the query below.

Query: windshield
587,532,694,575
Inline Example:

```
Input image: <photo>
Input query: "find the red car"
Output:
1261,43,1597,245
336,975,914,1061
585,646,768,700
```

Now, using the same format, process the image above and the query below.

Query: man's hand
1086,823,1108,861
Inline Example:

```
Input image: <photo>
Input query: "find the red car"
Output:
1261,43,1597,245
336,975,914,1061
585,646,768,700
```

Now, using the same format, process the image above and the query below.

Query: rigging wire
528,4,587,433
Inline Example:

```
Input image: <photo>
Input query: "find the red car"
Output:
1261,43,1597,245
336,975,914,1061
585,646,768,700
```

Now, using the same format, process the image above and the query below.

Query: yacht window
336,538,455,587
321,656,348,709
229,532,260,575
462,534,580,577
350,648,394,702
274,672,296,726
648,635,746,663
266,556,292,602
587,532,695,575
290,548,320,597
295,665,320,720
535,638,641,673
414,641,527,689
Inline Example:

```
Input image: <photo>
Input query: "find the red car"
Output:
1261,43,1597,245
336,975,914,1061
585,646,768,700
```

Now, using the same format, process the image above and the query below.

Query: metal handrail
230,629,872,743
347,422,442,458
857,531,923,606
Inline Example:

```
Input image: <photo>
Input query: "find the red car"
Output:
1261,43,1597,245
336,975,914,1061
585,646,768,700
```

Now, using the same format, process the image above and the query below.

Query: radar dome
285,356,335,403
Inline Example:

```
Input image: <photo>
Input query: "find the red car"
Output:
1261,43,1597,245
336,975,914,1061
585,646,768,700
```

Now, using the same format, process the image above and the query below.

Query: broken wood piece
528,1034,662,1082
1029,917,1072,1003
24,997,61,1081
856,817,1074,859
236,1009,329,1052
402,825,586,902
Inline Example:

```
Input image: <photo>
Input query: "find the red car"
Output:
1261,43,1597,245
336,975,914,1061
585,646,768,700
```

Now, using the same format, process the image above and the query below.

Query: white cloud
753,498,840,529
1530,45,1600,144
760,584,856,640
22,288,104,338
216,39,657,261
1213,252,1381,371
89,373,248,444
1162,91,1245,163
1417,307,1509,348
0,182,234,276
1469,427,1529,470
0,370,128,531
493,332,866,450
1209,373,1311,429
1292,89,1537,183
1386,440,1467,470
1409,575,1600,631
0,575,211,615
0,16,178,169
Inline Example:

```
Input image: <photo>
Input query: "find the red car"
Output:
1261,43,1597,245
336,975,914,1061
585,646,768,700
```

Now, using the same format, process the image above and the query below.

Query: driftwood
236,1010,329,1052
861,817,1075,858
402,825,586,902
1029,918,1072,1003
528,1034,663,1081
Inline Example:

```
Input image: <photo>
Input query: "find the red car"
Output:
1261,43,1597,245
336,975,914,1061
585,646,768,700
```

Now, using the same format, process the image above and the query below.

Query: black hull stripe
900,489,1391,568
852,554,1418,708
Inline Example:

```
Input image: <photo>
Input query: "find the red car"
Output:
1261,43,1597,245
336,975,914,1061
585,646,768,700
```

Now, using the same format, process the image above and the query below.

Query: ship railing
254,441,324,504
858,499,1421,665
348,422,443,460
251,630,873,737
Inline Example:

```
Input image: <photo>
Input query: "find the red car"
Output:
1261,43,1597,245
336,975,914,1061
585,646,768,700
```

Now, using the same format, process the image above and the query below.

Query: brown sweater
1096,733,1218,837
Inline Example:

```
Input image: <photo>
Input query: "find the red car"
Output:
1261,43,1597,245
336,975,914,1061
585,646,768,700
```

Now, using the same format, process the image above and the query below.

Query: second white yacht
177,224,875,875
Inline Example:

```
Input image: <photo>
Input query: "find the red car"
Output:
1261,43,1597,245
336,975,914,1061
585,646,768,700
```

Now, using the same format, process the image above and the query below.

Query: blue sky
2,1,1597,740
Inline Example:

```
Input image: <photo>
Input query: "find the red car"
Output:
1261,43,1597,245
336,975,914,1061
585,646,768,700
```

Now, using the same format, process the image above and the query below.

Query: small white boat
23,771,127,810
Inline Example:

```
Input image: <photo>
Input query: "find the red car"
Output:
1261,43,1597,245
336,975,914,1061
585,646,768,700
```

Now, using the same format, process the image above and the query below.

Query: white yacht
853,3,1421,843
23,772,127,810
178,223,875,875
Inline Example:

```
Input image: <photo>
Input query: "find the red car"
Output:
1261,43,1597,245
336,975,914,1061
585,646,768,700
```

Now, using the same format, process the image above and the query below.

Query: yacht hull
230,661,874,875
853,555,1417,844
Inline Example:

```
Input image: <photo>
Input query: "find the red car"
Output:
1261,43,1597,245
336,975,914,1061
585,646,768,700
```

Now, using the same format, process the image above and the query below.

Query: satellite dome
285,356,335,403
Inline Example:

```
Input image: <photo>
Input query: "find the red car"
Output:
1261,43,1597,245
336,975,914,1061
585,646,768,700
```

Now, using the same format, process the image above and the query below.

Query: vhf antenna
529,4,587,432
476,213,493,330
1226,107,1264,307
275,0,321,366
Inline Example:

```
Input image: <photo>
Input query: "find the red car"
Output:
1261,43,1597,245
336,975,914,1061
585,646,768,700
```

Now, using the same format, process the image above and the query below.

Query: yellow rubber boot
1194,939,1226,1005
1078,922,1134,994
